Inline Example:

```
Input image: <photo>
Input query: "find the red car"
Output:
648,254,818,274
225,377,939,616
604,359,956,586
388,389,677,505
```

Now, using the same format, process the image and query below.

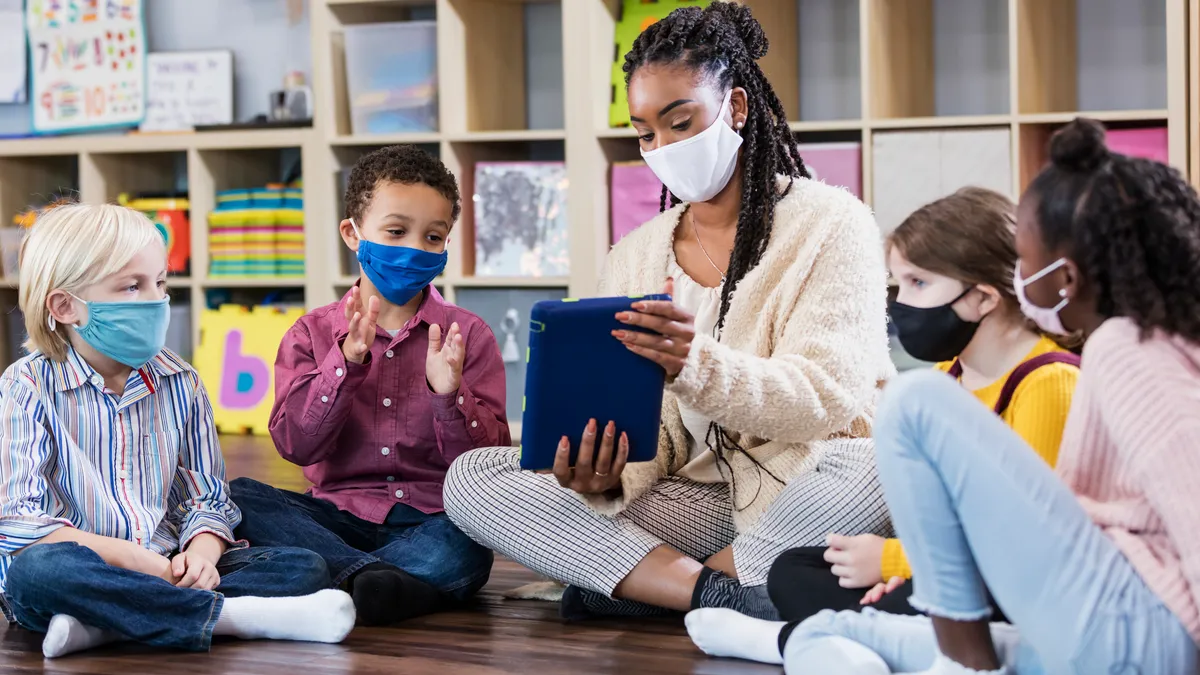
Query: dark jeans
230,477,492,602
1,541,329,651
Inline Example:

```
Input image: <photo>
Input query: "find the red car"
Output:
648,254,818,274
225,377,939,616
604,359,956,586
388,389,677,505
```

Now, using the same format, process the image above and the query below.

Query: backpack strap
992,352,1081,416
947,359,964,379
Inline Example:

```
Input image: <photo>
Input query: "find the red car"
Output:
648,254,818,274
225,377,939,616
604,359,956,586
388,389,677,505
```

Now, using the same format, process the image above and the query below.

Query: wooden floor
0,436,781,675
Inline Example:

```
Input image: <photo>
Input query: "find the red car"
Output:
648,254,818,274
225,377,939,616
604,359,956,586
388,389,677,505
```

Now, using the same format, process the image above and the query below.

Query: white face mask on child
640,90,744,204
1014,258,1070,335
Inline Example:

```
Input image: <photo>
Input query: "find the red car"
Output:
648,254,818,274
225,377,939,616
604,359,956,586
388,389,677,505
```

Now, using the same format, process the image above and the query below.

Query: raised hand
426,322,465,395
342,286,381,364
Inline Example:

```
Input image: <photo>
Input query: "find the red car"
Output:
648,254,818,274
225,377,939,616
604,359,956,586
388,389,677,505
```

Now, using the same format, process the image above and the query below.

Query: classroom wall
0,0,312,136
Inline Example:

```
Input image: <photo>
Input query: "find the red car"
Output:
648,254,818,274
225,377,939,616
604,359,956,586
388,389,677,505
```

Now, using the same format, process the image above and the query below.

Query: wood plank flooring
0,436,781,675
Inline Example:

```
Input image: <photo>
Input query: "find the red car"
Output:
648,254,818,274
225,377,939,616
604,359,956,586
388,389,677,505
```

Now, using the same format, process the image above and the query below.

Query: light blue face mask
70,293,171,368
351,219,447,306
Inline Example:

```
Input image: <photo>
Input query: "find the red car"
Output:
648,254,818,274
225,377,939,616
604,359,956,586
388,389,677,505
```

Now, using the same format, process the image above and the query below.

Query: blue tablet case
519,294,671,471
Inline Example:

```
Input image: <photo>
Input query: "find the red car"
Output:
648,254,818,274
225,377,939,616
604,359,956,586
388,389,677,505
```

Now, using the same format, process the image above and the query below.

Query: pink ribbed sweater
1055,318,1200,642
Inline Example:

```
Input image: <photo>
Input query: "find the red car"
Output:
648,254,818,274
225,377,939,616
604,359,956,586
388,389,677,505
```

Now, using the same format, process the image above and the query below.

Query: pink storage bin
1106,127,1168,165
797,142,862,199
610,162,665,245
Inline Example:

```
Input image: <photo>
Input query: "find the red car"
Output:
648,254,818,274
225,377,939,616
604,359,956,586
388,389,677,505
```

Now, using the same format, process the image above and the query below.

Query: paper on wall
0,0,27,104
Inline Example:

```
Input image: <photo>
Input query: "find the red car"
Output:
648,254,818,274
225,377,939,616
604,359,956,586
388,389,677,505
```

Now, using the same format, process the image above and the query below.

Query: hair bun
706,2,768,60
1050,118,1109,173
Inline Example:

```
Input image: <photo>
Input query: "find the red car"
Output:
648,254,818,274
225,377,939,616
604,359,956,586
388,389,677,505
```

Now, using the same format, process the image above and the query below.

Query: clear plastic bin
344,21,438,135
0,228,26,280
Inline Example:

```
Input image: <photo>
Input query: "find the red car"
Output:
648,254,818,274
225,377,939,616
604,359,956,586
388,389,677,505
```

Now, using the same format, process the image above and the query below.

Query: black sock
777,620,800,657
558,585,672,622
349,562,442,625
691,567,780,620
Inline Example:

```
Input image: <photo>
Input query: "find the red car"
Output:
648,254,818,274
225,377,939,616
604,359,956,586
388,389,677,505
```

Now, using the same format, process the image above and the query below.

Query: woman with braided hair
444,2,894,621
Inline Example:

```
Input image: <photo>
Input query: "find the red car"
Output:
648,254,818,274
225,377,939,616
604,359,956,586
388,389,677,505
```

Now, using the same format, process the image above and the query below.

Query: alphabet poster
25,0,146,133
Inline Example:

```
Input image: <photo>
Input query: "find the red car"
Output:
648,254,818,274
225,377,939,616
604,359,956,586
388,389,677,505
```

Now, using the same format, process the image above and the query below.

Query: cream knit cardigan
590,176,895,533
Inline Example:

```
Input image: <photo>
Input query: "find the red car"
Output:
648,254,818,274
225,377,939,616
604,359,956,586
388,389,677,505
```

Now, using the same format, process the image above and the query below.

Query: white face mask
640,90,743,204
1014,258,1070,335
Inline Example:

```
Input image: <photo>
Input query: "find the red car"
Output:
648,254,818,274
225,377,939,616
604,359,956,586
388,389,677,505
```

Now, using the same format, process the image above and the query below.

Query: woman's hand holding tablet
518,293,671,472
612,278,695,377
547,419,630,495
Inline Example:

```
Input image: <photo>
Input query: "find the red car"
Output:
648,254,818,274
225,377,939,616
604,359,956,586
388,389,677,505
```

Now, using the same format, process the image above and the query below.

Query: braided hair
623,1,809,334
1028,118,1200,342
624,2,808,508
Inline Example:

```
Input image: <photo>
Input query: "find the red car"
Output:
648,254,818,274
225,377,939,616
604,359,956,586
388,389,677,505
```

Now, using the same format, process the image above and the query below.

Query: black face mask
889,288,979,363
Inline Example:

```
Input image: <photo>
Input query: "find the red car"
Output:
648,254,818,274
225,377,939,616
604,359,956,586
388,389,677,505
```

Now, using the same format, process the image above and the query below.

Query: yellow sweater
879,336,1078,579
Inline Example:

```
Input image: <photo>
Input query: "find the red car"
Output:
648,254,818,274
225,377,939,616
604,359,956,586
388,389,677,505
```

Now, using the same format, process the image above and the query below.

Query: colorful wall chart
25,0,147,133
194,304,305,436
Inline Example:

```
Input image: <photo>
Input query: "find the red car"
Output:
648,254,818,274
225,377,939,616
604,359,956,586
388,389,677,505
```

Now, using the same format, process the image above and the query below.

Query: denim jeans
1,541,330,651
788,371,1198,674
230,477,492,602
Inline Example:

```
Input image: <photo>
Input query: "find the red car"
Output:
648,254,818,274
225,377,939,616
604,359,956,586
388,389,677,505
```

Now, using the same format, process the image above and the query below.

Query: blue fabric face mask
351,219,447,306
70,294,171,368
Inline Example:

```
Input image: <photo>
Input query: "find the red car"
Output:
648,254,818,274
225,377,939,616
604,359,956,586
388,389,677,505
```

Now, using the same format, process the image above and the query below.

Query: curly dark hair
344,145,461,226
623,1,809,334
624,2,809,507
1027,118,1200,342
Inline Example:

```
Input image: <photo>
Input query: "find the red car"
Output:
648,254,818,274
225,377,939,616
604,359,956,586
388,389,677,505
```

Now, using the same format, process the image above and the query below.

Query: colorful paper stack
209,184,305,278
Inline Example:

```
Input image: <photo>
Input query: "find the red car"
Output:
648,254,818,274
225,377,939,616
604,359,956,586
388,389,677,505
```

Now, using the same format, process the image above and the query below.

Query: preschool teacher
444,2,894,620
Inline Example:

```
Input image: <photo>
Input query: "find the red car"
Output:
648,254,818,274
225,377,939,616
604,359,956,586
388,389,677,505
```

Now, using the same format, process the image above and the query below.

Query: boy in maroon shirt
232,146,509,624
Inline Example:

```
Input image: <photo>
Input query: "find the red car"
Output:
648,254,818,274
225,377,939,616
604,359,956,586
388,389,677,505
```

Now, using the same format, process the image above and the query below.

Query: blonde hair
19,203,163,361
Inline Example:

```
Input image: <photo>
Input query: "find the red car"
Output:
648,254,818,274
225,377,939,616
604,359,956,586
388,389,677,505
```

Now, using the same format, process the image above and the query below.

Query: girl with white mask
444,1,894,628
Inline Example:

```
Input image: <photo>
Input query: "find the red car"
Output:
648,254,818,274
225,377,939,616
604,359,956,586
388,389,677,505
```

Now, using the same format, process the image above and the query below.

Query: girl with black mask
687,187,1080,665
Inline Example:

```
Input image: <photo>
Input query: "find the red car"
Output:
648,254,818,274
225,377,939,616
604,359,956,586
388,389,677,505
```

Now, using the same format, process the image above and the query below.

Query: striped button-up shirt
0,347,242,592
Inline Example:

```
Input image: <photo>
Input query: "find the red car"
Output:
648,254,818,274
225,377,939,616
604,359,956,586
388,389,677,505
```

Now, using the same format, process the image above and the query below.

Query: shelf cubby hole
868,0,1009,119
1017,118,1168,192
85,151,187,205
330,3,438,138
0,155,79,226
792,0,863,122
446,138,566,279
1018,0,1167,114
194,147,303,283
442,0,565,134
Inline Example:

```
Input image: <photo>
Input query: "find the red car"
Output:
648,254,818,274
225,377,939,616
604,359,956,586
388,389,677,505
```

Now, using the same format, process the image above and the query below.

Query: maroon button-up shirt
269,286,510,523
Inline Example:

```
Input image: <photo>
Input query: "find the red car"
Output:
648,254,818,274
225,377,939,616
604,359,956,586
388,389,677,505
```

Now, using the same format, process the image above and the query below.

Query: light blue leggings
787,370,1198,674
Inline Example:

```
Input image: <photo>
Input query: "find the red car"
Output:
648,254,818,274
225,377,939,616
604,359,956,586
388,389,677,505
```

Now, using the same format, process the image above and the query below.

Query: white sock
783,634,890,675
907,653,1011,675
213,589,355,644
42,615,124,658
684,607,785,665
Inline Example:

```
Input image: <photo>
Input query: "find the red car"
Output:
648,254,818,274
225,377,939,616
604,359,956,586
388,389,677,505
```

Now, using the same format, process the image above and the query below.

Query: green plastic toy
609,0,708,129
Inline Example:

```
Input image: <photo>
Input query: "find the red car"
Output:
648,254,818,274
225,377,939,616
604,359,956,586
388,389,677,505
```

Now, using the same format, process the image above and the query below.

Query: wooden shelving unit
0,0,1194,434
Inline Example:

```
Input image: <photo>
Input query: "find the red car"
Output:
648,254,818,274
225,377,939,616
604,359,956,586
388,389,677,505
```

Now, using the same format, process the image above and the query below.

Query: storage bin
344,21,438,135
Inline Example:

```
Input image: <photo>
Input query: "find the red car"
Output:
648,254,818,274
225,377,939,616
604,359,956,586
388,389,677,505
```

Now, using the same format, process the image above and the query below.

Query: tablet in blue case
519,294,671,471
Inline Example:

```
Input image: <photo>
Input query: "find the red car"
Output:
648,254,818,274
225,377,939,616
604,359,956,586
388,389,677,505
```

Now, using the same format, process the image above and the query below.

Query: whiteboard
141,50,234,132
26,0,147,133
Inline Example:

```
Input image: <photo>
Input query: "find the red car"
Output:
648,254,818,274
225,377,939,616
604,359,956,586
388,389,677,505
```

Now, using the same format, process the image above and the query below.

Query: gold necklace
690,210,727,283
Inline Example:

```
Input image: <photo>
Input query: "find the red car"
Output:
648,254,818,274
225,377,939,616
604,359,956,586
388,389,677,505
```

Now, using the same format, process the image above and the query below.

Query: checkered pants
443,439,892,593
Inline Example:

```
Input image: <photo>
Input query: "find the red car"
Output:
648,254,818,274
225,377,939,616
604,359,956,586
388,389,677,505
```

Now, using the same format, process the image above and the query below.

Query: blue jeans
790,371,1198,674
230,478,491,601
1,541,329,651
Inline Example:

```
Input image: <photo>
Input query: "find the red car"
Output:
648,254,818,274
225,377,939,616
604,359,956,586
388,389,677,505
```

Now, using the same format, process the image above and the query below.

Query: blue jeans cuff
908,594,994,621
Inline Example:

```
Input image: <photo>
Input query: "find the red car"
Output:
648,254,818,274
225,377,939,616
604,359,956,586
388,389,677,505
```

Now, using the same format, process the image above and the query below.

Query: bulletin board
25,0,147,133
